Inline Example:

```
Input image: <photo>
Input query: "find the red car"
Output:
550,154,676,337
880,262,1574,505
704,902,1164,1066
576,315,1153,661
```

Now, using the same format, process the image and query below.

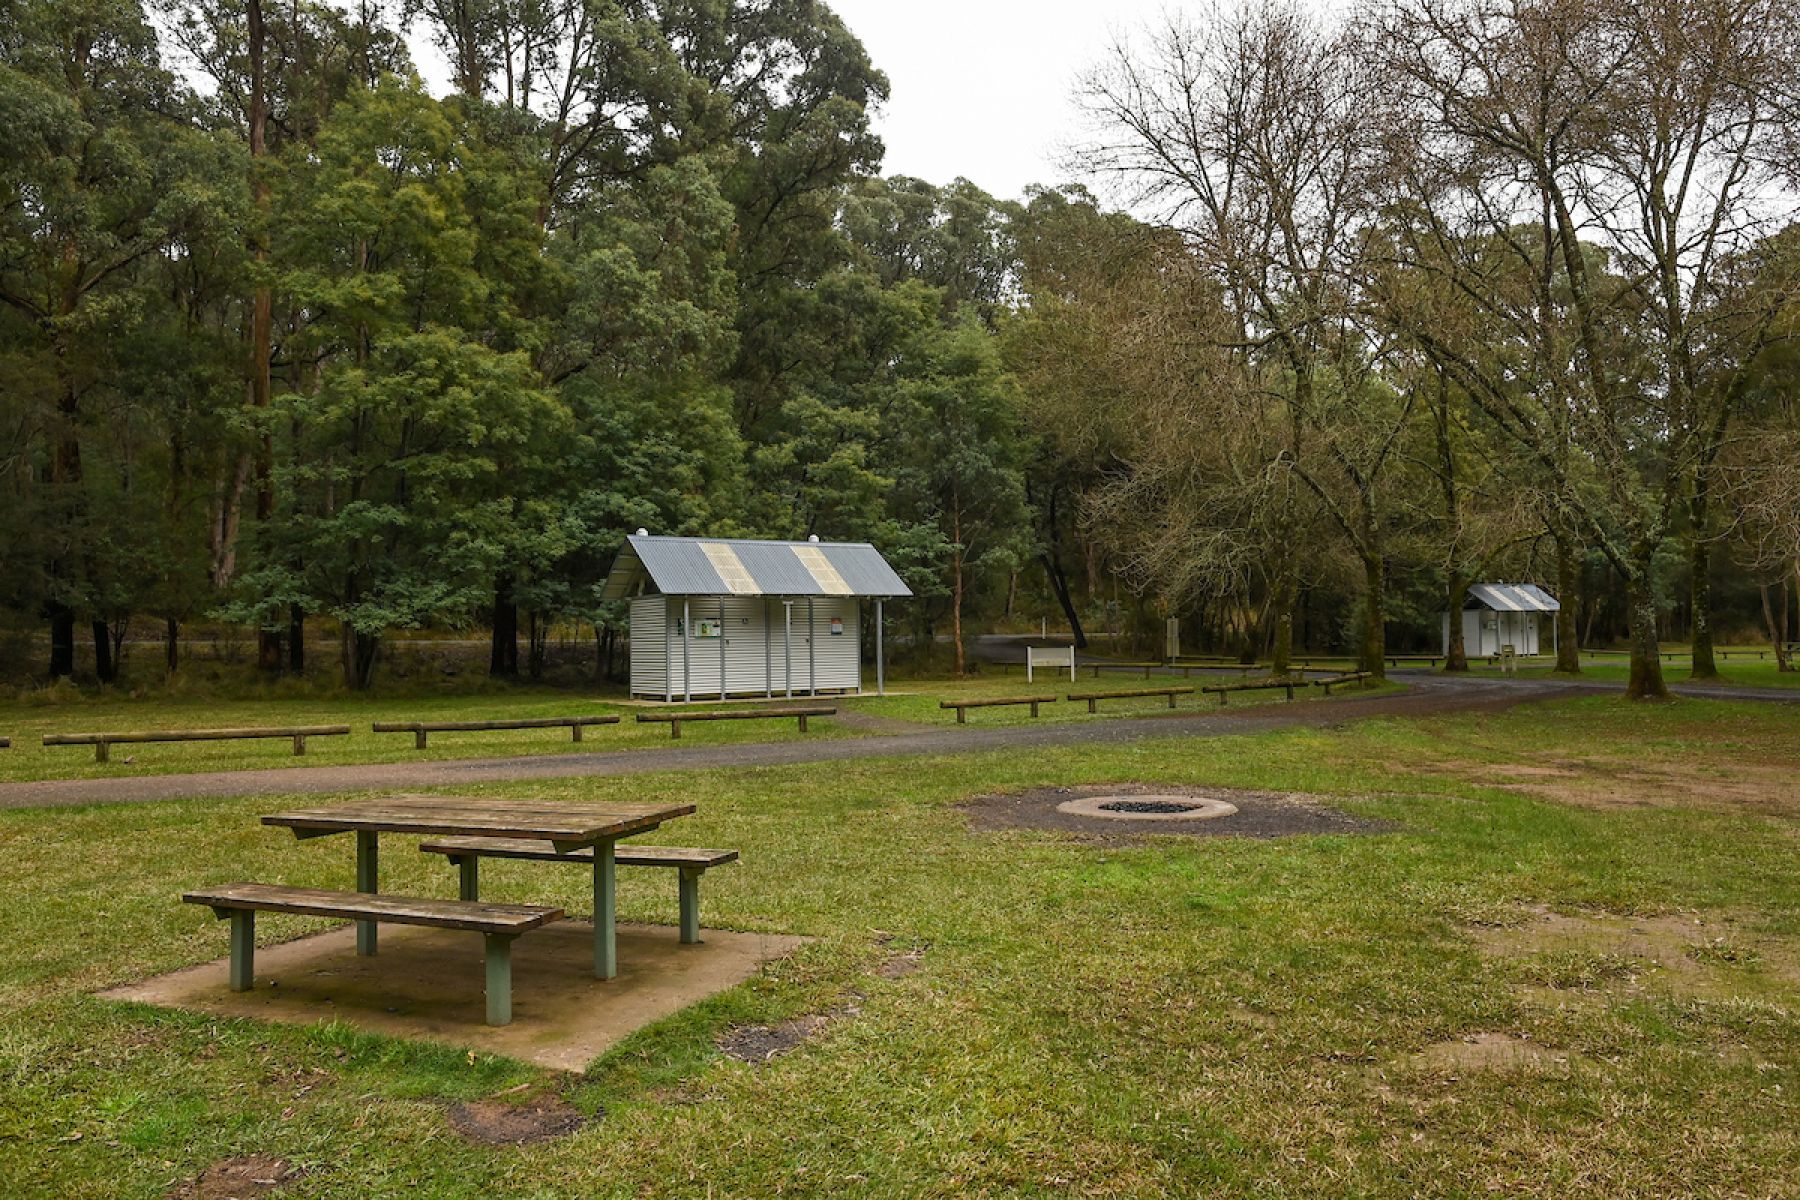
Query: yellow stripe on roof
699,542,758,595
792,545,854,595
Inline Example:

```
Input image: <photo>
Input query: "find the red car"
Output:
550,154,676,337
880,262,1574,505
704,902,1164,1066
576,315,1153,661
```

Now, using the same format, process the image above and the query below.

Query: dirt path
0,675,1790,811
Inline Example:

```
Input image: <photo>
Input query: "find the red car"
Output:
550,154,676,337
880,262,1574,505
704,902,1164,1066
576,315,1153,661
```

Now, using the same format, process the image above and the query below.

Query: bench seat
420,838,738,944
182,883,561,1025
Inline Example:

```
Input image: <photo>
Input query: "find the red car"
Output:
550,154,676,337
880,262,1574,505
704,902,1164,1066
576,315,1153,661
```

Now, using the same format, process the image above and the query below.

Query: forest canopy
1,0,1797,694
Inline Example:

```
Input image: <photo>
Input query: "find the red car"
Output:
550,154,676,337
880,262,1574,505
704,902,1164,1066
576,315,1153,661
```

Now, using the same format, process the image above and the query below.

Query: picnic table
259,794,693,980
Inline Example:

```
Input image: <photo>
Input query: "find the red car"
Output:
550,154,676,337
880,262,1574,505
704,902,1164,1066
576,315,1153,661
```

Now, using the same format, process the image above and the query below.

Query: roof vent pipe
808,534,820,543
636,528,649,536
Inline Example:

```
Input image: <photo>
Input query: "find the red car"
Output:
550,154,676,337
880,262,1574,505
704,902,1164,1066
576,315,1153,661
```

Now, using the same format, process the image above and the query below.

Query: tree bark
1358,555,1386,678
951,501,966,678
1444,576,1469,671
1688,478,1718,680
1761,581,1792,671
1623,550,1669,700
1268,561,1297,675
165,617,180,675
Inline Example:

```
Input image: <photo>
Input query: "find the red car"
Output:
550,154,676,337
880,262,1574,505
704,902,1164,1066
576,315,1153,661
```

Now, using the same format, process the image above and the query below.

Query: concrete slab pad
102,922,809,1072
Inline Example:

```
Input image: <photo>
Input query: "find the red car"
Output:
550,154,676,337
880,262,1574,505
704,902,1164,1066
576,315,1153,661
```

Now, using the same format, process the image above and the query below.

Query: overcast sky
399,1,1173,203
822,0,1173,200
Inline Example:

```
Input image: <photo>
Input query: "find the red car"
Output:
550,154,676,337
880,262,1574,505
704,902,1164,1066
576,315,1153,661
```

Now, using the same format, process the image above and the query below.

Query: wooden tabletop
261,793,695,842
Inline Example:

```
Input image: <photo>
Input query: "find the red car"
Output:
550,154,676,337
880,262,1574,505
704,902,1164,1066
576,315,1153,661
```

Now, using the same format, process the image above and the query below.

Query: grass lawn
1469,652,1800,690
0,671,1388,783
3,693,1797,1196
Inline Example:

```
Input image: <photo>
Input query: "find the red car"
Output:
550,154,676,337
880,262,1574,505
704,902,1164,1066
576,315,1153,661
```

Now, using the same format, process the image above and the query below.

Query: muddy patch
1477,907,1800,1003
963,784,1389,840
1416,1031,1579,1074
717,1012,837,1063
445,1090,589,1146
719,943,924,1062
874,946,927,979
1401,754,1800,815
169,1155,299,1200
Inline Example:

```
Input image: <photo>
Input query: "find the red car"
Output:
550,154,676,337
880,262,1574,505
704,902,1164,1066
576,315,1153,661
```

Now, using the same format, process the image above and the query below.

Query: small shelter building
1444,583,1561,658
602,533,912,701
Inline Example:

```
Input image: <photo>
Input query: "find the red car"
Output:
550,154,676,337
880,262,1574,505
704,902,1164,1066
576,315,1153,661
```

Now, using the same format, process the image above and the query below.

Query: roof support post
719,597,727,700
764,598,773,698
783,601,793,699
664,598,673,702
682,597,692,703
876,597,885,696
806,598,816,696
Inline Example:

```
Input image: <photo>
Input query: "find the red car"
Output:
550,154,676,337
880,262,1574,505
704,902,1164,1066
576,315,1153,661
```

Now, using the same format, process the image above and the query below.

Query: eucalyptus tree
267,78,561,687
0,0,223,678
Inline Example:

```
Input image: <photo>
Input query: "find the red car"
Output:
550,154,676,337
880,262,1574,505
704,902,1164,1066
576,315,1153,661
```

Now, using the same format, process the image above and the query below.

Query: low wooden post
797,714,809,733
228,910,255,992
1086,698,1098,713
292,734,306,756
458,856,480,902
571,723,583,742
414,729,428,750
1029,701,1040,717
1168,692,1179,708
95,740,109,764
678,867,702,945
956,706,967,725
669,719,682,740
485,934,513,1026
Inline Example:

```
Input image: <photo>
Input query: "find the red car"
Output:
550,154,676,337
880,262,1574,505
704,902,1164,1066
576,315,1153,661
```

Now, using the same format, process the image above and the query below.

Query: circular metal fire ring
1054,793,1239,822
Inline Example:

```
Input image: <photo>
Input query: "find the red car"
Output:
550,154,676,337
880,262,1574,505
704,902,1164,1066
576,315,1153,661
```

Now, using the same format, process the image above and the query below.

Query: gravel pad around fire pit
965,784,1390,840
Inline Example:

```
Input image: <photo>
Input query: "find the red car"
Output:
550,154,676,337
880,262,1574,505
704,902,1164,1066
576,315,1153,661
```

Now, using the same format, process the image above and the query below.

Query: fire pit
1054,793,1239,822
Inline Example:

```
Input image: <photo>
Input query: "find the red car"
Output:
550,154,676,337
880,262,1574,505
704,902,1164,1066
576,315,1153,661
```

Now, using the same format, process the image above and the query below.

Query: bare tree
1362,0,1800,697
1078,0,1379,674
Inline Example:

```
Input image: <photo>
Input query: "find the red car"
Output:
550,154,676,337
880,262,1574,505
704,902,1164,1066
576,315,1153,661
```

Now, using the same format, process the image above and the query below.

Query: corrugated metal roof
602,535,913,599
1466,583,1560,613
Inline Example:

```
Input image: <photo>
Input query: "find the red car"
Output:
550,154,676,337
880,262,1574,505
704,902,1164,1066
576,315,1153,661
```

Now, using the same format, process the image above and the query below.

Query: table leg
593,838,617,979
485,934,514,1026
356,830,378,955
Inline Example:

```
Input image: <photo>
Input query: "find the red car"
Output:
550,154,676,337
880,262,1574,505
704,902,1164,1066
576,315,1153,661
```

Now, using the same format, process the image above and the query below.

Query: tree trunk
1268,563,1297,675
1688,483,1718,679
248,0,281,676
288,605,304,673
350,632,379,690
48,604,76,679
91,619,116,684
1623,552,1669,700
1554,533,1581,674
490,573,518,676
951,547,966,679
1761,581,1792,672
1444,576,1469,671
1358,555,1386,679
165,616,180,675
1041,552,1087,649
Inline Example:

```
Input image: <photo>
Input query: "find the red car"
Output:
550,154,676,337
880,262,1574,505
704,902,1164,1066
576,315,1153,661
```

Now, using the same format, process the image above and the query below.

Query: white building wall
1445,608,1541,657
631,595,862,699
